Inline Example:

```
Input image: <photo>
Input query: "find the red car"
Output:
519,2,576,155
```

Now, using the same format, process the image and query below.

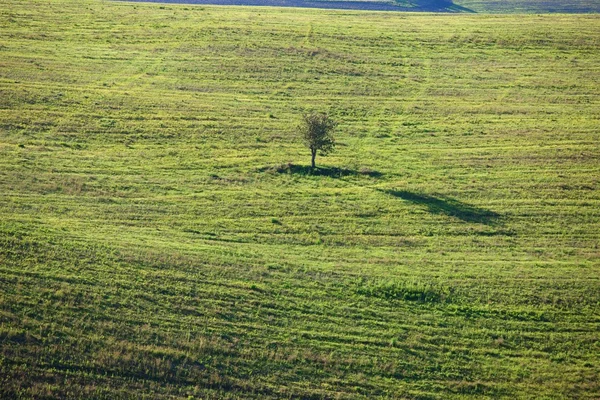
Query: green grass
1,0,599,398
126,0,600,13
452,0,600,13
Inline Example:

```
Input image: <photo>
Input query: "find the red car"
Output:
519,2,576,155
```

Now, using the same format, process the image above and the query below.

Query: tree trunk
311,149,316,169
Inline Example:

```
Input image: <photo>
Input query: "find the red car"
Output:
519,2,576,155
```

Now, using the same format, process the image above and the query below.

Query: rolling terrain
124,0,600,13
0,0,599,398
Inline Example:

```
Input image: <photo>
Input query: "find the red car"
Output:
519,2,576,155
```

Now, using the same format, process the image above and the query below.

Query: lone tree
298,112,337,169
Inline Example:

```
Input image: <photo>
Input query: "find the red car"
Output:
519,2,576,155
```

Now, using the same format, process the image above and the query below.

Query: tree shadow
260,163,383,178
381,189,500,225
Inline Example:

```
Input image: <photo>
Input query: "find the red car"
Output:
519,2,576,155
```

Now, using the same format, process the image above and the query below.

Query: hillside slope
453,0,600,13
1,0,599,398
124,0,600,13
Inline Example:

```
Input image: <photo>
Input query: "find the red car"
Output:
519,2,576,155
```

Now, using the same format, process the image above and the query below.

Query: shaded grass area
382,189,501,224
123,0,600,13
124,0,476,12
260,162,384,178
0,0,599,398
454,0,600,13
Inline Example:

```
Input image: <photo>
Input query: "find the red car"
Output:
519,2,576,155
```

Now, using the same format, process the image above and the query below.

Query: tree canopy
299,112,337,169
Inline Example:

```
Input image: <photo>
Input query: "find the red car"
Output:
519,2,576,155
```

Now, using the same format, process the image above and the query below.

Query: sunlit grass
0,0,599,398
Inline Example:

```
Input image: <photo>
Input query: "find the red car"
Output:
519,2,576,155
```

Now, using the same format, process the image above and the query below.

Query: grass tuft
356,278,452,302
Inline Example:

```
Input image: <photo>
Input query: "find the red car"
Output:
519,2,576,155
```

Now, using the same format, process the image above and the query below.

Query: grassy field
452,0,600,13
126,0,600,14
1,0,599,398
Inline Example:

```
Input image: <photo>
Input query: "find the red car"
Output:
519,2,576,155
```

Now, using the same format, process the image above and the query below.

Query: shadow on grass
123,0,475,13
381,189,500,225
260,163,383,178
406,0,475,12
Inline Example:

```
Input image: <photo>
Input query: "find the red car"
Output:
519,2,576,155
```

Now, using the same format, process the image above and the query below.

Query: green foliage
298,112,337,168
0,0,599,399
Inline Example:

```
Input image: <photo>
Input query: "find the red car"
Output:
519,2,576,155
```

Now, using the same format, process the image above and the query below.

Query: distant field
454,0,600,13
124,0,600,13
1,0,599,398
123,0,471,12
